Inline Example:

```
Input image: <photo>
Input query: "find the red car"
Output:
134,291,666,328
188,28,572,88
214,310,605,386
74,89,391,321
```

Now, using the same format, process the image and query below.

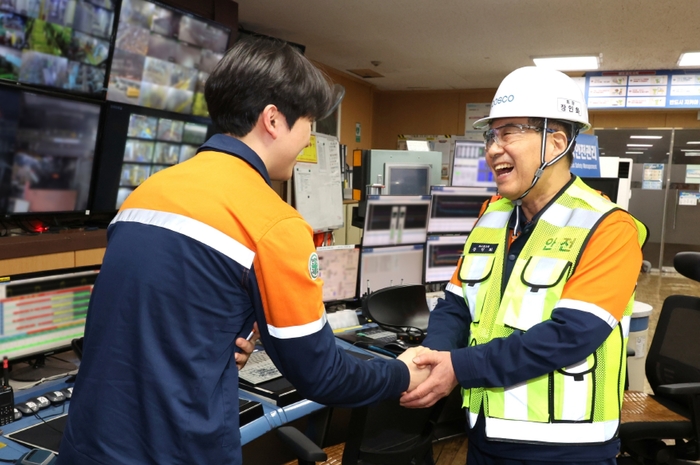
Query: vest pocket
552,353,596,422
459,254,495,323
501,256,572,331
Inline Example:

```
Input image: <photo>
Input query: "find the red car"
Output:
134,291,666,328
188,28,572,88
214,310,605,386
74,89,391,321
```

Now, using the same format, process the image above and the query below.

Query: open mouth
493,163,514,177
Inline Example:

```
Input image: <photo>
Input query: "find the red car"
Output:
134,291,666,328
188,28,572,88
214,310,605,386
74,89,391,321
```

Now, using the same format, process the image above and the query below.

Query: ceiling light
630,135,662,139
687,141,700,145
627,144,653,147
533,55,599,71
684,152,700,156
681,149,700,152
625,151,644,154
678,52,700,67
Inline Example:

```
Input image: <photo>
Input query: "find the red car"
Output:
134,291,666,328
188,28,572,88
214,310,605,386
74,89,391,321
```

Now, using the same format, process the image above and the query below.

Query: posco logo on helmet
491,94,515,107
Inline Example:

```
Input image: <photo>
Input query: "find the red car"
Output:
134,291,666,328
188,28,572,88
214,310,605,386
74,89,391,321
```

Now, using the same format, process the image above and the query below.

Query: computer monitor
362,195,431,247
358,245,425,296
0,84,101,215
428,186,494,234
580,176,621,204
90,102,218,212
0,0,114,95
384,164,431,196
451,140,495,188
424,235,468,284
0,265,100,381
107,0,231,115
317,245,360,303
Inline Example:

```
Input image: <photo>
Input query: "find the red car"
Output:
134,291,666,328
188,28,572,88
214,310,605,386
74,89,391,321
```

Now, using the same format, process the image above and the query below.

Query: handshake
396,346,458,409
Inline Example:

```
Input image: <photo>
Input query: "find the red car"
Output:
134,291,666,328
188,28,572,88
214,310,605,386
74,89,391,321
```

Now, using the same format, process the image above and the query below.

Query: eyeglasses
483,124,555,150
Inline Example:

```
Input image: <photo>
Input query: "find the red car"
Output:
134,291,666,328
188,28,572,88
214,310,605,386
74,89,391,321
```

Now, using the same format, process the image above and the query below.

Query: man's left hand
235,322,259,370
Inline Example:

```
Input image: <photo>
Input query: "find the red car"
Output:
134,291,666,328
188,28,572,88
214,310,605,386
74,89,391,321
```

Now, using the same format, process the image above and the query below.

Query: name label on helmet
557,98,583,117
491,94,515,107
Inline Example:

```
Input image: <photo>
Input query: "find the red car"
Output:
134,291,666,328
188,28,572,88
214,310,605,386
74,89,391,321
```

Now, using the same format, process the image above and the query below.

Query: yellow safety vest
459,177,647,445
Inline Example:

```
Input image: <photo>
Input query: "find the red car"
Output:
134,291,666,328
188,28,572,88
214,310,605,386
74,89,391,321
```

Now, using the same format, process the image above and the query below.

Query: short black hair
205,37,336,137
529,117,578,167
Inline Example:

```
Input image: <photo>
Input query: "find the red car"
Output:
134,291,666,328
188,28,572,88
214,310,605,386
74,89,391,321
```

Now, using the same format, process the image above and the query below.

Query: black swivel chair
618,252,700,464
278,285,445,464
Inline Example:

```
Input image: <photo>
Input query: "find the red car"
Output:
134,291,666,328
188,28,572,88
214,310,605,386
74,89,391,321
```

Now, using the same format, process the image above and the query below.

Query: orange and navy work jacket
59,135,409,465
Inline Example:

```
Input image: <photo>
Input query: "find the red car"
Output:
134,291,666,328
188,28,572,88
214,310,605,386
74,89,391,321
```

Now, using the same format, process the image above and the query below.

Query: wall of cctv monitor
0,0,115,95
450,140,495,188
358,244,424,297
361,195,431,247
107,0,230,116
424,235,467,284
427,186,494,234
91,101,216,211
0,83,101,215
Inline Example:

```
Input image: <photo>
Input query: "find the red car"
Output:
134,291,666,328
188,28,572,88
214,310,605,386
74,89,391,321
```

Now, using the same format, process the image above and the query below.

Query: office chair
618,252,700,464
362,285,431,343
278,396,446,465
71,337,84,360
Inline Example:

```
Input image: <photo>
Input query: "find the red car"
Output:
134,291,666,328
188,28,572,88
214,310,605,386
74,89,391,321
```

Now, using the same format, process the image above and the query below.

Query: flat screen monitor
317,245,360,303
362,195,430,247
424,235,467,284
0,265,99,381
428,186,494,233
359,245,424,296
0,84,101,215
451,140,495,188
580,176,621,204
90,102,217,212
0,0,114,95
107,0,231,116
384,163,431,196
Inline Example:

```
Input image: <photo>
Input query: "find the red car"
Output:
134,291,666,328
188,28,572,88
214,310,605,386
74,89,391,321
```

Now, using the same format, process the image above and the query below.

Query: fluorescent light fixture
625,151,643,154
630,135,662,139
684,152,700,156
678,52,700,67
627,144,653,147
533,55,599,71
681,149,700,152
687,141,700,145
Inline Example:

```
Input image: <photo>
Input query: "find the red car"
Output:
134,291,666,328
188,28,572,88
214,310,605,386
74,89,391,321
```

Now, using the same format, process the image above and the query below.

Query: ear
260,104,282,139
548,130,569,160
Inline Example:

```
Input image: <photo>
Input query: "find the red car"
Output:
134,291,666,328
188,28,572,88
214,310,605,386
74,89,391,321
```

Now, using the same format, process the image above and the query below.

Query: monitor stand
10,356,77,382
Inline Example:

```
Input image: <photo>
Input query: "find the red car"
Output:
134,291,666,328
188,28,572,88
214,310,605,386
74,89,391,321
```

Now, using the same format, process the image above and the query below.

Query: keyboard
239,350,283,385
355,327,398,344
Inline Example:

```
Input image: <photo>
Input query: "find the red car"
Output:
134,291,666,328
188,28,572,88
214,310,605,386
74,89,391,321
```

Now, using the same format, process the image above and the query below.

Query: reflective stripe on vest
459,177,647,444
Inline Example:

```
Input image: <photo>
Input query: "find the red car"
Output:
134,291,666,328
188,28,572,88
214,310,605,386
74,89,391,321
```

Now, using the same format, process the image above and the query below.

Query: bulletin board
293,133,344,232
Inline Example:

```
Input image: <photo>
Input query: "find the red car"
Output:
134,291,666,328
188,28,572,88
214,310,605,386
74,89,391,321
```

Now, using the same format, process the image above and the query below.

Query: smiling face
485,117,571,213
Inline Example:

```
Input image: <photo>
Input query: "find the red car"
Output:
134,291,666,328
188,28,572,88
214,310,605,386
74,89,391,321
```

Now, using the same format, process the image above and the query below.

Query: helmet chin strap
511,118,579,236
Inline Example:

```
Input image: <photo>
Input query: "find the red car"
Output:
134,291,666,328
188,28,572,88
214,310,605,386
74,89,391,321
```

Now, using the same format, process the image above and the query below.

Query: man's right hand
397,346,432,392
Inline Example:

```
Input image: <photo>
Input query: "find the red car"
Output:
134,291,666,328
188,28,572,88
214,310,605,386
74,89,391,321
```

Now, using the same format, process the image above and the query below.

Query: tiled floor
432,270,700,465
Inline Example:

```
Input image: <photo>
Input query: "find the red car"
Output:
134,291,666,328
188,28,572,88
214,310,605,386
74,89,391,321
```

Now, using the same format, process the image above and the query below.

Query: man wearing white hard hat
401,67,647,464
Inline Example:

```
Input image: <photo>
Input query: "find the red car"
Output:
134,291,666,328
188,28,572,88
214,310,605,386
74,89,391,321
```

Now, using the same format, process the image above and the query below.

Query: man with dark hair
58,38,426,465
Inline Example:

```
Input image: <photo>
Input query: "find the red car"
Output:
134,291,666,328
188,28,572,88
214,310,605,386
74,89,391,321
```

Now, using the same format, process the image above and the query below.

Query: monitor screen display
384,163,431,196
107,0,230,116
424,235,467,284
428,186,493,233
0,0,113,95
0,85,101,214
580,176,620,204
362,195,431,247
451,140,495,188
90,102,216,212
0,265,99,380
317,245,360,303
359,245,424,296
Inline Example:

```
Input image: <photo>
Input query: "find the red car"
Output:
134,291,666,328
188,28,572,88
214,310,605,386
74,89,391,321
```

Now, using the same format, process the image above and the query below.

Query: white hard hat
473,66,590,131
